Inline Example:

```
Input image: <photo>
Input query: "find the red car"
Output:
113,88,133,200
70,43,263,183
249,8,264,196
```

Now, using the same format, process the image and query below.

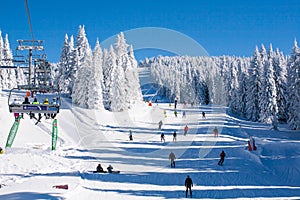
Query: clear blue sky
0,0,299,62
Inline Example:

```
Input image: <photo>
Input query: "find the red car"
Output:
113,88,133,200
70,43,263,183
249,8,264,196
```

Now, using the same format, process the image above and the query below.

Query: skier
218,150,226,166
158,120,163,130
0,147,4,154
174,97,178,109
182,110,186,118
214,127,218,137
185,175,193,198
173,131,177,142
164,110,167,118
184,125,189,136
161,133,165,143
202,111,206,118
169,151,176,168
155,99,158,105
174,110,178,117
129,130,133,141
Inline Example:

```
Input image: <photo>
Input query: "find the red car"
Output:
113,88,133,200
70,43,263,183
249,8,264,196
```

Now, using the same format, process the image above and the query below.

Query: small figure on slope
218,150,226,166
161,133,165,143
158,120,163,130
174,110,178,117
202,111,206,118
185,175,193,198
164,109,167,118
174,97,178,109
182,110,186,118
169,151,176,168
173,131,177,142
107,165,120,174
129,130,133,141
248,137,252,151
252,137,257,150
214,127,218,137
94,163,106,173
184,125,189,136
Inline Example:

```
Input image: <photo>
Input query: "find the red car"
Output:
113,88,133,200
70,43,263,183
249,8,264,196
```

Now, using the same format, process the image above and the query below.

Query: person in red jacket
184,125,189,136
218,150,226,166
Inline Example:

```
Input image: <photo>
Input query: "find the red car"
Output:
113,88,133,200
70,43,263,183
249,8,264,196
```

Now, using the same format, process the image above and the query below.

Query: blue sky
0,0,299,62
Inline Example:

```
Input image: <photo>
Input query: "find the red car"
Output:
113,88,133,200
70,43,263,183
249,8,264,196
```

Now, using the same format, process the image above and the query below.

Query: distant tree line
140,41,300,130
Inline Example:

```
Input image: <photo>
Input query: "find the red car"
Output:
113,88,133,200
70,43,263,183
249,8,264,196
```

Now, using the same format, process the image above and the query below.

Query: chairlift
8,84,61,114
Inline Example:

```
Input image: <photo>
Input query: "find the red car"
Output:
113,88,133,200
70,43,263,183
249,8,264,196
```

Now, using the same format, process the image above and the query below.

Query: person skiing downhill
158,120,163,130
185,175,193,198
184,125,189,136
169,151,176,168
174,110,178,117
214,127,218,137
182,110,186,118
129,130,133,141
218,150,226,166
161,133,165,143
173,131,177,142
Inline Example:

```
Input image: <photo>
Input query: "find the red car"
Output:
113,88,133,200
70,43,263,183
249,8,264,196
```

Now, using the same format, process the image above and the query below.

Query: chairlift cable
24,0,35,42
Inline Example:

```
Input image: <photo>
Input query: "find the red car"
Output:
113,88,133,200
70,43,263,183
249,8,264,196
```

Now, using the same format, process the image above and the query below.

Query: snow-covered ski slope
0,68,300,199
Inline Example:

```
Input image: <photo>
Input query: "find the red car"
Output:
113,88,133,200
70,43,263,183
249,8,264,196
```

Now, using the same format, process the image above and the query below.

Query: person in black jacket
185,175,193,198
218,150,226,166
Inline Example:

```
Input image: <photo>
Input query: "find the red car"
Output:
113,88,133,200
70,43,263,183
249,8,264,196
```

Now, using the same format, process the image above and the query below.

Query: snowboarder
107,165,120,174
158,120,163,130
95,164,106,173
182,110,186,118
161,133,165,143
218,150,226,166
252,137,257,150
214,127,218,137
174,110,178,117
185,175,193,198
129,130,133,141
202,111,206,118
184,125,189,136
169,151,176,168
174,97,178,109
173,131,177,142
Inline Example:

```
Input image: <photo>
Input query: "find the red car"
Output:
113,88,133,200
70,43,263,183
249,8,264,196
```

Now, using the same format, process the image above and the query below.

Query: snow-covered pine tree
128,45,142,102
87,39,104,109
110,63,127,112
236,59,248,117
286,39,300,130
72,25,92,108
72,45,92,108
57,34,70,93
259,55,278,129
102,46,117,110
3,34,13,66
228,59,240,114
273,48,288,122
246,46,263,121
